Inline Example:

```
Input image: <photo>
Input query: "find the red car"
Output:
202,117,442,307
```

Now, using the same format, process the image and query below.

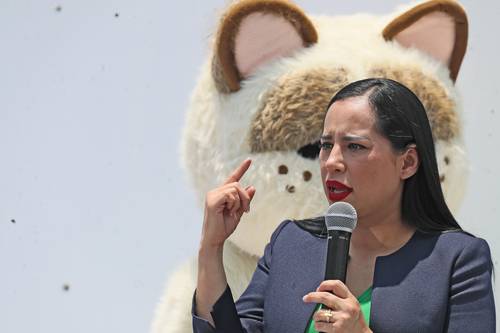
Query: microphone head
325,202,357,232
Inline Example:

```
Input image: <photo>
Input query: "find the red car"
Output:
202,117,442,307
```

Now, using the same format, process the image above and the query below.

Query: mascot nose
278,166,296,193
278,164,313,193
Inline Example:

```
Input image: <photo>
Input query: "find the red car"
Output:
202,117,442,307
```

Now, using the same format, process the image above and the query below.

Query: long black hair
327,78,461,233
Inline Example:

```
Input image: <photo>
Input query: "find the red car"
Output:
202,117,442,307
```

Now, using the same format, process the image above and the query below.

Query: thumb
246,186,256,201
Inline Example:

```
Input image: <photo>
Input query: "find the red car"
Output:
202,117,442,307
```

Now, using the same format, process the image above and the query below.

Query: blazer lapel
293,230,326,332
265,222,327,332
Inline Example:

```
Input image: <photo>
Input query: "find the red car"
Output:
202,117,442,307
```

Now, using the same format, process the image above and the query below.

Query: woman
192,79,495,332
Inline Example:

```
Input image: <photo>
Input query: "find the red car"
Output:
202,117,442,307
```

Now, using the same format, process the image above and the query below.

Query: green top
305,286,372,333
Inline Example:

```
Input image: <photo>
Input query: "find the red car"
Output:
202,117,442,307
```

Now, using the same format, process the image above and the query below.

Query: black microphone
324,202,357,283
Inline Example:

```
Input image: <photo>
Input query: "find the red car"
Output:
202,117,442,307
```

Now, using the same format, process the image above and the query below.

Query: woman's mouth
325,180,352,201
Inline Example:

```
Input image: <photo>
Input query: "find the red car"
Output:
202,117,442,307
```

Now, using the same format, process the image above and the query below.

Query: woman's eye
319,142,333,150
347,143,365,151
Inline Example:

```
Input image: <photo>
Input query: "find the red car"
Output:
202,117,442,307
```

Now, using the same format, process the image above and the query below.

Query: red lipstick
325,180,352,202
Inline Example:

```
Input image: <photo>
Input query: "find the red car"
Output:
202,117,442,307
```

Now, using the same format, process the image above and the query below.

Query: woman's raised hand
195,159,256,323
200,159,256,249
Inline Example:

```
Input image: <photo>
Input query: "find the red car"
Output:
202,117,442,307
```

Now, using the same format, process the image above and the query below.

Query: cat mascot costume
152,0,469,331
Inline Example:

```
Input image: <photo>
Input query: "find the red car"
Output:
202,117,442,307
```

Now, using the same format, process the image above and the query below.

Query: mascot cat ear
383,0,468,83
212,0,317,93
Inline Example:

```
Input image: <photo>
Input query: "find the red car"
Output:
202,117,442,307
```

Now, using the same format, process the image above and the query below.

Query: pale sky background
1,1,499,332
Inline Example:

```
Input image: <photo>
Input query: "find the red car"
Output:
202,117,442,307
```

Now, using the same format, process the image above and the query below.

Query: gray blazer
192,219,495,332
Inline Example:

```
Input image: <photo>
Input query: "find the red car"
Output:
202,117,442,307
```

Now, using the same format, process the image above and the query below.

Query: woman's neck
349,209,415,259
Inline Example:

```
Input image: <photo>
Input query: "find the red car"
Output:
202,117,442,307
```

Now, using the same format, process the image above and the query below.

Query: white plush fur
151,3,468,332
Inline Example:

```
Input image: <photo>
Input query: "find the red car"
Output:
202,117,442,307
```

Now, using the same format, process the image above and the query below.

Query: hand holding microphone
303,202,371,333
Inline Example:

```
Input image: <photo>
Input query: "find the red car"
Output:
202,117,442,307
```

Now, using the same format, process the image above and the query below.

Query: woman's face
319,96,406,220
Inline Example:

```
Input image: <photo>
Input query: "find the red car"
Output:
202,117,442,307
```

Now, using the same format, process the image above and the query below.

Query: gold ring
324,309,334,323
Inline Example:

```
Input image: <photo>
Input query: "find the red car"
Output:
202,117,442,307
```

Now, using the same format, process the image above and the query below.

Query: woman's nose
325,147,345,173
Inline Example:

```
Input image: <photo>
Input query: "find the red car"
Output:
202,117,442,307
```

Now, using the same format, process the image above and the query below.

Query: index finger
223,159,252,185
317,280,350,299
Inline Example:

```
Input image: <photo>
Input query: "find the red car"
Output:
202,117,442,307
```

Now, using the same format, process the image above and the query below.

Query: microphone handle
324,229,351,283
320,230,351,333
320,230,352,333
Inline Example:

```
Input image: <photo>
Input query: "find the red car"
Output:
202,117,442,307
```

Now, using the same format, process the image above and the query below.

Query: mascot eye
297,141,320,160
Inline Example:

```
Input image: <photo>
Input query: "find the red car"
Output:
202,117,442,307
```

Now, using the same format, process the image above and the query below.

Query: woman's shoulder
267,217,326,246
432,229,488,247
419,229,492,261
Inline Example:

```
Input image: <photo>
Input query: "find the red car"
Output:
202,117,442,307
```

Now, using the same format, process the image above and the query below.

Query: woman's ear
400,145,419,180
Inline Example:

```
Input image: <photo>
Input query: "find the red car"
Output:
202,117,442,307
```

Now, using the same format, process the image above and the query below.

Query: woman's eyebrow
320,134,370,141
343,134,370,142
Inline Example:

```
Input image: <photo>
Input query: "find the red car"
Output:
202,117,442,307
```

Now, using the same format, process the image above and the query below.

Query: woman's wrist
199,241,224,258
196,242,227,326
198,243,224,278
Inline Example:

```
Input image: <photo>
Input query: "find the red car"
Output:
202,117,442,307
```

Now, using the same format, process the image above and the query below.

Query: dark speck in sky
115,13,120,18
55,5,62,12
63,284,70,291
11,219,16,224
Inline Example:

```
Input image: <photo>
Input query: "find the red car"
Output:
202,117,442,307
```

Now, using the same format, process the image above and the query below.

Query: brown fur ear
383,0,468,83
213,0,318,93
